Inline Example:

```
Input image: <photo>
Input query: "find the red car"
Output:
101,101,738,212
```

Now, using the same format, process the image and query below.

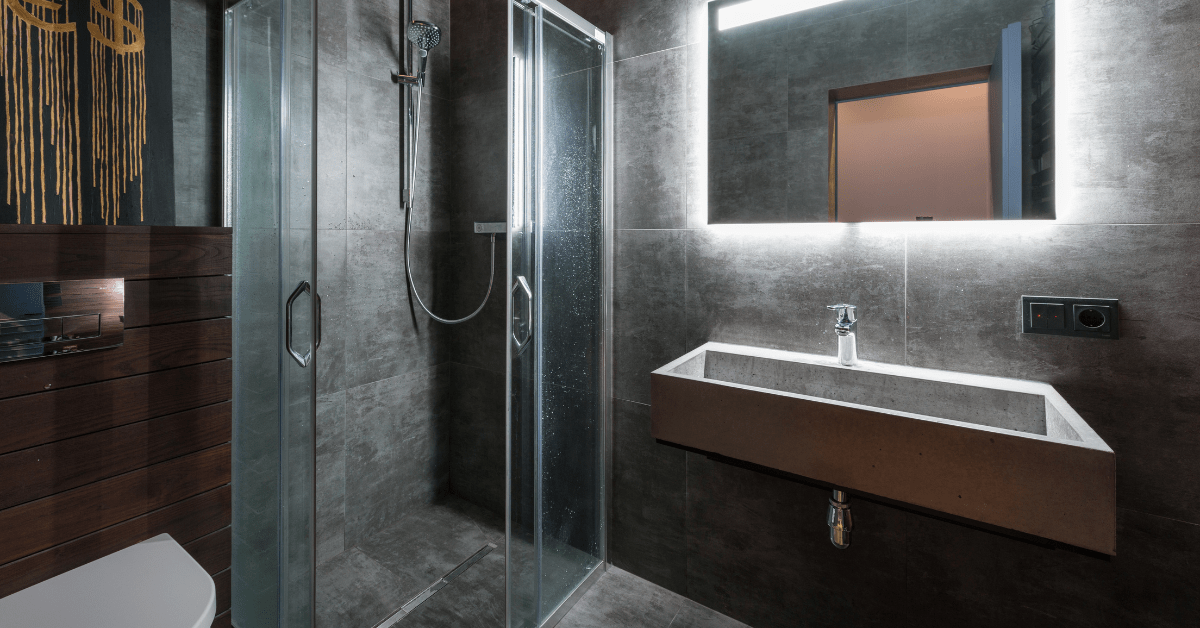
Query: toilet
0,534,216,628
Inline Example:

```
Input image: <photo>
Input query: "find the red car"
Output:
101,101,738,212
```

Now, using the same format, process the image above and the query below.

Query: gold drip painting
2,0,157,225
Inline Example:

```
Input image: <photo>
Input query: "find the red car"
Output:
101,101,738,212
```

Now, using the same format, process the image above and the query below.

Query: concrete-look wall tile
447,363,506,516
610,399,687,595
708,29,789,143
1111,509,1200,627
905,506,1115,628
344,230,446,389
614,48,688,230
906,507,1200,628
345,73,403,231
317,229,348,395
685,227,906,363
708,133,788,224
685,43,709,229
318,0,348,68
614,230,686,405
450,0,508,100
786,128,830,223
446,230,507,374
344,365,448,547
905,0,1045,77
412,92,455,233
574,0,690,63
317,392,347,564
347,0,401,83
685,454,908,628
318,61,348,230
785,4,908,132
449,88,507,233
906,223,1200,523
1060,0,1200,225
172,0,222,228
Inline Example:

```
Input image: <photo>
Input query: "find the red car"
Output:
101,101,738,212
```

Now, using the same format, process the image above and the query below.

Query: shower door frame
506,1,615,626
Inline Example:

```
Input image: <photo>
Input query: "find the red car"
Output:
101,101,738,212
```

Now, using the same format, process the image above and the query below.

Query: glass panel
228,0,316,625
536,8,605,621
509,3,609,627
508,3,540,626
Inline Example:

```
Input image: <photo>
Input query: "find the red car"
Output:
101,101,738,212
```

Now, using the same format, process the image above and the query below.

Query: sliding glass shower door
508,2,613,627
226,0,318,626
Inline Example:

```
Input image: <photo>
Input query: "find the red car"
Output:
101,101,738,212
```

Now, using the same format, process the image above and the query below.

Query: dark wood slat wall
0,226,233,610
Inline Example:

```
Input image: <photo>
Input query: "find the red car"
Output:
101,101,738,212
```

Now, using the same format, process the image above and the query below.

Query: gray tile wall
172,0,224,227
315,0,458,564
442,0,511,517
572,0,1200,625
316,0,511,565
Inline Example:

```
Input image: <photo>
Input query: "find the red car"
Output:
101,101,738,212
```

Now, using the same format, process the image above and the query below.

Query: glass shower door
508,2,612,627
226,0,318,626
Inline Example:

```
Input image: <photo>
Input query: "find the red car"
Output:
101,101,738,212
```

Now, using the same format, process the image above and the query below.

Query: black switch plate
1022,296,1119,339
1029,302,1066,330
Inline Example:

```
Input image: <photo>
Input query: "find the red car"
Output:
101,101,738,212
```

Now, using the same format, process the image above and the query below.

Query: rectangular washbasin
651,343,1116,554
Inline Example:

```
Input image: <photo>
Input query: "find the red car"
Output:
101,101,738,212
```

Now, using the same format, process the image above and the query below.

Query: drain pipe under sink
828,490,852,549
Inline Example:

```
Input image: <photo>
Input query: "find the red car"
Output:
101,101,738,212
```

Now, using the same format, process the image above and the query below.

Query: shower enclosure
225,0,611,625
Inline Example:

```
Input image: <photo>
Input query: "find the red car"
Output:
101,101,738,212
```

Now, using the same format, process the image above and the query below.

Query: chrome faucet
826,304,858,366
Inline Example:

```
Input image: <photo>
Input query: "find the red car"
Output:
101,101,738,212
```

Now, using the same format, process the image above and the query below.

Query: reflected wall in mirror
708,0,1055,223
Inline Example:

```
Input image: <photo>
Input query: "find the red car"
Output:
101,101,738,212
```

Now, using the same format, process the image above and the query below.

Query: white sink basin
652,343,1116,554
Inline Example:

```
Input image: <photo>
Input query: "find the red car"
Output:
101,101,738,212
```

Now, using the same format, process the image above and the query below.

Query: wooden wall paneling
0,227,233,603
123,276,233,328
0,228,232,283
0,360,231,455
0,486,231,598
215,568,231,615
213,611,232,628
182,527,232,576
0,318,232,400
0,444,232,565
0,403,232,510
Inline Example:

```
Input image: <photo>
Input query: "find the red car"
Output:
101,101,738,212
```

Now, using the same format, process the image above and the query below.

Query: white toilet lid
0,533,217,628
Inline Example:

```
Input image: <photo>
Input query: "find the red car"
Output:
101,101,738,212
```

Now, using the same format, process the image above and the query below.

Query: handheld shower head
404,21,441,85
407,21,442,51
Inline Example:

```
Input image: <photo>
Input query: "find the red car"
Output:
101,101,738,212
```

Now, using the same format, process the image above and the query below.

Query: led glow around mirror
717,0,847,30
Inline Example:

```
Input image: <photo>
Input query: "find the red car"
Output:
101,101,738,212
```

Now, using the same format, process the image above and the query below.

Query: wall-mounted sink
651,343,1116,554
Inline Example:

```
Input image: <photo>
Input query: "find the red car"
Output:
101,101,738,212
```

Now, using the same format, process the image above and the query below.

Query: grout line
1118,506,1200,528
665,605,683,628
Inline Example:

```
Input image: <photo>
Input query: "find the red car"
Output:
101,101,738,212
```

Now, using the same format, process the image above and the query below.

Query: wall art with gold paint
1,0,173,225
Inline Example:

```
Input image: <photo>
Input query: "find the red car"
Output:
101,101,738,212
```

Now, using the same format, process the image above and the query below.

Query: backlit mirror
708,0,1055,223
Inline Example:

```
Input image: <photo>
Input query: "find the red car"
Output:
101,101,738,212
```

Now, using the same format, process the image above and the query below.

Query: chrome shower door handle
315,291,322,351
512,275,532,351
286,280,312,367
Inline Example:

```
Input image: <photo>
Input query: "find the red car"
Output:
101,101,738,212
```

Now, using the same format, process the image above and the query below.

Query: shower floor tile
316,498,748,628
316,495,503,628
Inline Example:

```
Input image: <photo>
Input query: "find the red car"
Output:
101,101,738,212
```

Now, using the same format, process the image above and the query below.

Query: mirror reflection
708,0,1055,223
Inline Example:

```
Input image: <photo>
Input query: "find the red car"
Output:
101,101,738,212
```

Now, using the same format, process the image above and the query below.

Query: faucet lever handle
826,304,857,323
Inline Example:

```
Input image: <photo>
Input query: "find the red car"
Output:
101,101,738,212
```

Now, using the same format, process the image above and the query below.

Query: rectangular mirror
708,0,1055,223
